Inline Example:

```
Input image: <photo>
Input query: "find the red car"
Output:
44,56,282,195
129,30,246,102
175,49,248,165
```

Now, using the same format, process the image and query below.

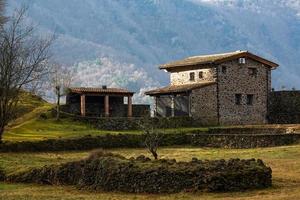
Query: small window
221,66,227,74
235,94,242,105
248,68,257,76
189,72,195,81
239,57,246,64
199,71,203,79
247,94,254,105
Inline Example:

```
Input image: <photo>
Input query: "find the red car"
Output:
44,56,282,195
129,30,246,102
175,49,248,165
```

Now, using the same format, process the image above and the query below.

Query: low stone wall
71,116,199,130
1,131,300,152
191,133,300,148
207,127,288,135
269,91,300,124
8,152,272,193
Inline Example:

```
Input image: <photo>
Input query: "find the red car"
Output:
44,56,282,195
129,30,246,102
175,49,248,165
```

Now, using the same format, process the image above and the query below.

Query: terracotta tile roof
160,50,279,70
69,87,134,95
145,82,216,96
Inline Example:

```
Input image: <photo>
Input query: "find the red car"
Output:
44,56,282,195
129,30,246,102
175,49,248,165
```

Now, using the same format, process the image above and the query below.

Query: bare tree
0,0,5,27
0,7,53,142
140,117,163,160
50,63,73,120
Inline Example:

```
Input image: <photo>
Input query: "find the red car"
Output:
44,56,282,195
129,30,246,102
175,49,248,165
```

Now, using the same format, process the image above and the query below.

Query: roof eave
215,52,279,69
145,82,216,96
159,51,279,71
159,61,215,71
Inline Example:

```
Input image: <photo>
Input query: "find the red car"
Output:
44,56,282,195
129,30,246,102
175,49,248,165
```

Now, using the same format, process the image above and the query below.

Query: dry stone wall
8,152,272,193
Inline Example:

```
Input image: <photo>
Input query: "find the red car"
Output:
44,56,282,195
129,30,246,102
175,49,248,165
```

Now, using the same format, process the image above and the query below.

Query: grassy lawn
4,118,209,141
5,118,131,142
1,145,300,199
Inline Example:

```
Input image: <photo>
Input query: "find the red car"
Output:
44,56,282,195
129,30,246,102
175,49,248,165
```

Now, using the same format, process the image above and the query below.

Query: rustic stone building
66,86,150,117
145,51,279,125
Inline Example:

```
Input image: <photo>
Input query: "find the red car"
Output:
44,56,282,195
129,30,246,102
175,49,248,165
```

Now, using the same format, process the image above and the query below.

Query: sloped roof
69,87,134,95
160,50,279,70
145,82,216,96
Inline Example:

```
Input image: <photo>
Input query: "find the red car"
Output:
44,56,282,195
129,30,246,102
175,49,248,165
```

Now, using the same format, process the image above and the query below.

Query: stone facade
217,58,271,125
170,68,216,85
146,51,277,125
190,84,218,125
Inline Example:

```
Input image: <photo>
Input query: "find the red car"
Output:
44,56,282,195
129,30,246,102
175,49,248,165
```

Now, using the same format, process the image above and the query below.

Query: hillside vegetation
4,92,206,142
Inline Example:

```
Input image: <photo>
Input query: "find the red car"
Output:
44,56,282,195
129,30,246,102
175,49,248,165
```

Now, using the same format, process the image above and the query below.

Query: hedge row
7,152,272,193
0,133,190,152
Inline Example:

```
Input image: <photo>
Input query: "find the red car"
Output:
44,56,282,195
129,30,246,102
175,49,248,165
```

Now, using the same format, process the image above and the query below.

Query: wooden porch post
80,94,86,116
128,95,133,117
104,95,109,117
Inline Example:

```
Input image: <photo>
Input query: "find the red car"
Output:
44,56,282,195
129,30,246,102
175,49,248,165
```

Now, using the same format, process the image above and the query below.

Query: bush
0,168,5,181
0,132,191,153
8,152,272,193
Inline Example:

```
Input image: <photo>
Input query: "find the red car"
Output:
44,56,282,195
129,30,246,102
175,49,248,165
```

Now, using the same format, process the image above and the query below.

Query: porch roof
145,82,216,96
69,87,134,96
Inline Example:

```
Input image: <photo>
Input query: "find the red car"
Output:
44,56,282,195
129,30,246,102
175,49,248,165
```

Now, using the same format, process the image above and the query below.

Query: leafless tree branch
0,6,53,142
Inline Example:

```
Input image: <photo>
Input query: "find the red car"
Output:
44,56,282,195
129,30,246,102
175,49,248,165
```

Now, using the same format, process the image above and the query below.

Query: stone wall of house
190,84,218,125
218,58,271,125
170,67,216,85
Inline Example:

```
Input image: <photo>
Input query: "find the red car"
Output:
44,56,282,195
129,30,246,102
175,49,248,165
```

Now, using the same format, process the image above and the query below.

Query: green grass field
1,145,300,199
4,117,210,141
2,92,300,199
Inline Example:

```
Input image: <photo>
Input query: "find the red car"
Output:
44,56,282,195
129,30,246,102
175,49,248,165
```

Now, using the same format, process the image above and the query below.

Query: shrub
0,132,192,153
0,168,5,181
0,168,6,181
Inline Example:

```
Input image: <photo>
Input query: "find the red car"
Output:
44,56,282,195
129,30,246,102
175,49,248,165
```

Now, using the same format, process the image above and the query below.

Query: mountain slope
8,0,300,102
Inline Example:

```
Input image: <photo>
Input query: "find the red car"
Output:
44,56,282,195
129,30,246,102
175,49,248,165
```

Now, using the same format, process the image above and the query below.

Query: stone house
145,51,279,125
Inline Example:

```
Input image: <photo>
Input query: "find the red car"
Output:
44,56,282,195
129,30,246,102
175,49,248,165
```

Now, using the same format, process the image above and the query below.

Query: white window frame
239,57,246,64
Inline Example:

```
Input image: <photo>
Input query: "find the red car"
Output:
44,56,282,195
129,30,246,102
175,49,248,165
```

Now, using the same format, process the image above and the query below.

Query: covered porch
145,84,195,117
66,87,134,117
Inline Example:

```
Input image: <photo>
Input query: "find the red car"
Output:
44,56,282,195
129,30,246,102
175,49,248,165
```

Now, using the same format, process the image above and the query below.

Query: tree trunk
56,87,61,121
151,150,158,160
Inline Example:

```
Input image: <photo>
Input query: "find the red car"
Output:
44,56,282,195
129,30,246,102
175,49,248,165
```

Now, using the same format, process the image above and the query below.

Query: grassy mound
8,151,272,193
9,92,51,124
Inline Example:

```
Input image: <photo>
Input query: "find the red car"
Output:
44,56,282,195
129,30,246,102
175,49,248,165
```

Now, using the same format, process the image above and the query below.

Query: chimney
102,85,107,89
